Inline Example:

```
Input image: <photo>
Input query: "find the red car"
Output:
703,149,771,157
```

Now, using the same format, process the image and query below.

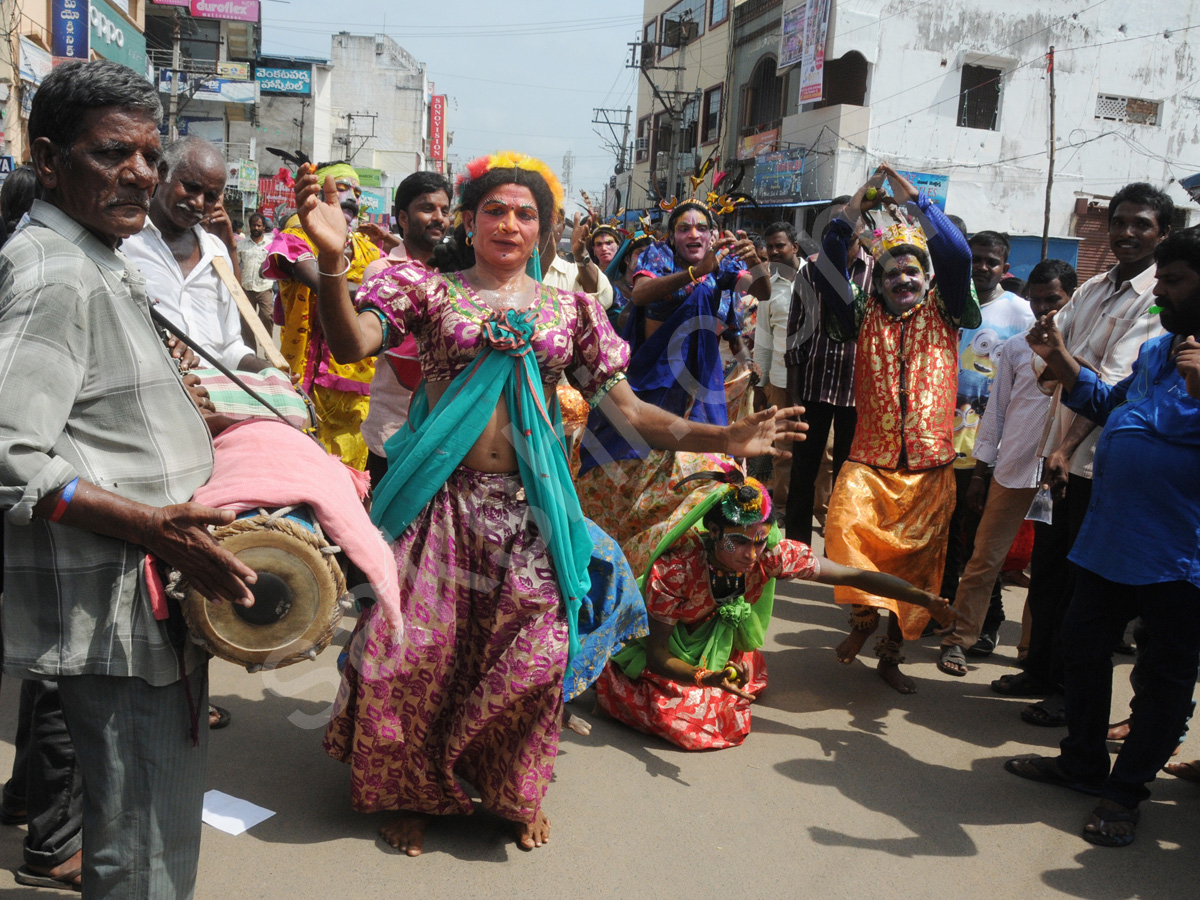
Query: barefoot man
810,165,976,693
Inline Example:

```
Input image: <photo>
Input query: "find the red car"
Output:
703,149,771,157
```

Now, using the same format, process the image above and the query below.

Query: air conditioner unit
634,137,649,153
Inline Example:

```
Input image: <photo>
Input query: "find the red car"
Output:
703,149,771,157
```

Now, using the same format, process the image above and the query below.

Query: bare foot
19,849,82,889
877,661,916,694
379,812,430,857
1107,719,1130,742
565,713,591,736
835,625,876,665
515,809,550,851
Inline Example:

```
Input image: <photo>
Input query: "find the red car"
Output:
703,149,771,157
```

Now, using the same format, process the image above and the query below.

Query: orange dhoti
824,461,954,640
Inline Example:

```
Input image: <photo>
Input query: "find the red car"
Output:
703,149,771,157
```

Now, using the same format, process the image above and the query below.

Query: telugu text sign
256,66,311,96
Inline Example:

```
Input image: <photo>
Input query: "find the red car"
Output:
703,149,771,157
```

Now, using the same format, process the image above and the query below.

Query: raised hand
295,163,349,258
1176,335,1200,399
725,404,807,458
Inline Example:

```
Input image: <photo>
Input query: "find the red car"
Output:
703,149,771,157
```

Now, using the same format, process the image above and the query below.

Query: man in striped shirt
0,60,255,898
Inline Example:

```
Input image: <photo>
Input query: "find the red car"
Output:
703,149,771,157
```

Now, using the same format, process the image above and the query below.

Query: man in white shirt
938,260,1075,676
754,222,801,506
994,182,1172,715
236,211,276,348
540,207,613,309
123,136,268,373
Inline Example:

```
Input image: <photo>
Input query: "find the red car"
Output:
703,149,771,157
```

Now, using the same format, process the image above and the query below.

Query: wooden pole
1041,46,1056,261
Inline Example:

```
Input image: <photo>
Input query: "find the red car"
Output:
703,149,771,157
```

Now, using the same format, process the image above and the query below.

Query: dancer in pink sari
294,152,806,855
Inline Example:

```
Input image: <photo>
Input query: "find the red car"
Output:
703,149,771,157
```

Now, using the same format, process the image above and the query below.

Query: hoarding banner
19,36,54,86
799,0,831,102
894,169,950,210
256,66,311,96
190,0,260,23
738,128,778,160
51,0,90,61
752,148,805,205
90,0,150,75
779,3,805,70
429,95,446,163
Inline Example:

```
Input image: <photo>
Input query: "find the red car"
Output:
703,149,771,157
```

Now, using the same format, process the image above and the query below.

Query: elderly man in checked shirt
0,60,255,899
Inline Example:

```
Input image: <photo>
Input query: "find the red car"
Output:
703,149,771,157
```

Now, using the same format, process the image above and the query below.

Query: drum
182,505,349,672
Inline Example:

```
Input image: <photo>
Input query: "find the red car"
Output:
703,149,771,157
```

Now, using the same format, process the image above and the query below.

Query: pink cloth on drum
190,418,402,636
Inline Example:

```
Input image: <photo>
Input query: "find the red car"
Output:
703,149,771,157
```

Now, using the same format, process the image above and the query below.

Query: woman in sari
596,475,955,749
577,199,770,571
293,152,803,855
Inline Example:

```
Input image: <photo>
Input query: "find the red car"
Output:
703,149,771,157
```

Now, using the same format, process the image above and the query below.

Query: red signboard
429,95,446,173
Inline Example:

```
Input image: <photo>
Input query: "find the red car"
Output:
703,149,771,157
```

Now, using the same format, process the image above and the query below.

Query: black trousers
1023,474,1092,689
1060,572,1200,807
785,400,856,545
2,679,83,868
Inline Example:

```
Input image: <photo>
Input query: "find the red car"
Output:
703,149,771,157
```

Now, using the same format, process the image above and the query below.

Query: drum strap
148,308,310,435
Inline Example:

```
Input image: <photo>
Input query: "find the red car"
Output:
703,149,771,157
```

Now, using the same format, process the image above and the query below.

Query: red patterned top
849,293,959,470
645,532,821,626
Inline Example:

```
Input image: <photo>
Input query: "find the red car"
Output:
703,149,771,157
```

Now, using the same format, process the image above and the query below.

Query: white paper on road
201,790,275,836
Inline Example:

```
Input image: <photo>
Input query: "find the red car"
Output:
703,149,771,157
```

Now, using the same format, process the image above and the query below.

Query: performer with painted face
812,164,976,694
264,161,383,468
291,151,804,856
576,192,772,575
595,475,953,749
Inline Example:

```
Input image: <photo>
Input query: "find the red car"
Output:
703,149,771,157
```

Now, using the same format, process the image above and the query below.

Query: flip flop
1164,760,1200,783
15,864,83,892
208,705,231,730
1004,756,1103,796
1083,803,1139,847
1021,701,1066,727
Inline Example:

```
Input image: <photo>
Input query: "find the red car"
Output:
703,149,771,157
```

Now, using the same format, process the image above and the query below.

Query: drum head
183,523,344,670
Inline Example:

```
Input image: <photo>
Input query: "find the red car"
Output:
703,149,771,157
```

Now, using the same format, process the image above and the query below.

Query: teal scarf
371,306,593,661
610,489,780,679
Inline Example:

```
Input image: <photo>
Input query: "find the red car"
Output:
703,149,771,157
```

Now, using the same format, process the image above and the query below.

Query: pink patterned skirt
323,467,567,825
594,649,768,750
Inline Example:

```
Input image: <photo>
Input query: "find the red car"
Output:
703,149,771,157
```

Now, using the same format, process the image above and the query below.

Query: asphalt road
3,575,1198,900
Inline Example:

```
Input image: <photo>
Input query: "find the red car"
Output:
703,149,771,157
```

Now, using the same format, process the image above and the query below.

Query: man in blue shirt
1007,226,1200,848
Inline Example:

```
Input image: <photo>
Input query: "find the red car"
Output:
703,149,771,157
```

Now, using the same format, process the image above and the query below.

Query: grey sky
260,0,644,209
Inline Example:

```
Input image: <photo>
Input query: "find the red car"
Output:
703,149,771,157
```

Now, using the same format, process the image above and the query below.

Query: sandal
1083,803,1139,847
966,630,997,657
1163,759,1200,783
1004,756,1103,796
937,645,968,677
15,864,83,892
991,671,1053,697
1021,696,1066,727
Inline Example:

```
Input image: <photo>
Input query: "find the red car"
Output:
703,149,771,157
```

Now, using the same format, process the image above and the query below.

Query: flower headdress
455,150,564,216
674,470,772,526
605,213,660,281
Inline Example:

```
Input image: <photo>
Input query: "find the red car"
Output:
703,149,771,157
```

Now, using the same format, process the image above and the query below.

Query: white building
626,0,1200,278
327,32,429,177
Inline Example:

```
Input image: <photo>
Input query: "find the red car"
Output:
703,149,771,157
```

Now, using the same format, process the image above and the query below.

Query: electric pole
1041,46,1056,261
592,105,633,173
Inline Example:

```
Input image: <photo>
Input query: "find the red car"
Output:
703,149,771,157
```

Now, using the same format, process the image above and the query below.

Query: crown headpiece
655,151,755,220
674,471,772,526
866,205,929,262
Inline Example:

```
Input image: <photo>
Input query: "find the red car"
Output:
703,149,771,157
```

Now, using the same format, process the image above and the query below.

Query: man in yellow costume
265,162,383,468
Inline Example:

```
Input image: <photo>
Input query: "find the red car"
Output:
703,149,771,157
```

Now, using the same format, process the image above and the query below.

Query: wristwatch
577,254,592,269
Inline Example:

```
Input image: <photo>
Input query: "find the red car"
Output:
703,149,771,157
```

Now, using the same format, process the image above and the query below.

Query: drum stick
211,255,291,372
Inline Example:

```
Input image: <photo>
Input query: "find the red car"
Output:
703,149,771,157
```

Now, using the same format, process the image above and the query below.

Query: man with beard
265,161,383,468
358,171,453,483
1009,226,1200,849
123,136,269,373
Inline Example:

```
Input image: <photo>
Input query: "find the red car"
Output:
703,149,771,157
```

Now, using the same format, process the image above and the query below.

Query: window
651,111,670,167
958,64,1002,130
659,0,706,59
741,56,785,134
642,19,657,68
711,0,730,27
702,84,723,144
813,52,868,108
1095,94,1161,126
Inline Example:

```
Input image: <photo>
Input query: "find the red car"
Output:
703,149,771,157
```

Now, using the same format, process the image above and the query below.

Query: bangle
318,258,351,278
693,667,711,687
49,477,79,523
688,265,700,284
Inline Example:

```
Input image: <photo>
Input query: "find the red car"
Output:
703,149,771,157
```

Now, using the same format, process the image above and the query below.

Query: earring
465,230,474,247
